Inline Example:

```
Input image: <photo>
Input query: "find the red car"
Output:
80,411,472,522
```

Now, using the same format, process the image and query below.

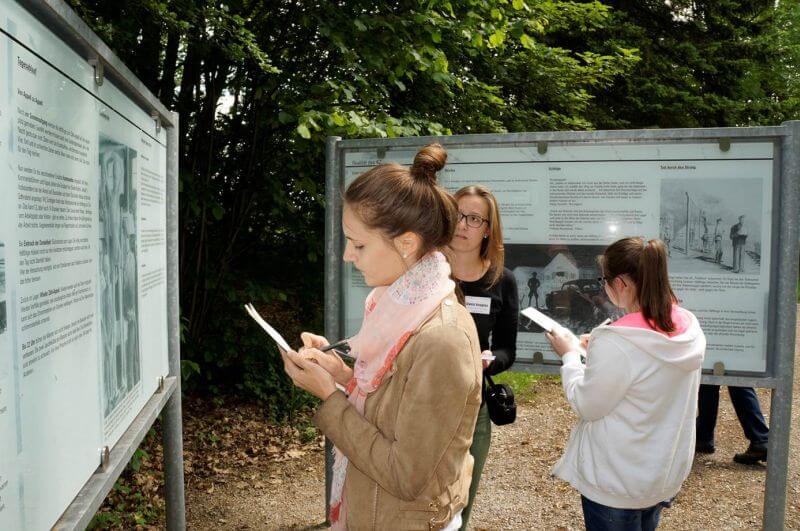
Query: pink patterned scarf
329,251,455,529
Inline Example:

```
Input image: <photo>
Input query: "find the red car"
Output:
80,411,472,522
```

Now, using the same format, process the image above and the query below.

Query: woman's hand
298,332,353,384
579,334,591,351
545,326,581,358
300,332,329,350
301,348,353,386
281,349,337,400
481,350,494,370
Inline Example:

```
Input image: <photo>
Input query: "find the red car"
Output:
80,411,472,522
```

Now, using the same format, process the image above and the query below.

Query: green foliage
300,426,318,444
580,1,799,128
765,0,800,121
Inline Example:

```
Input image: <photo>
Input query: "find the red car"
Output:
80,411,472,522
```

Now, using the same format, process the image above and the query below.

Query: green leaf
296,124,311,139
520,33,535,49
488,30,506,48
278,111,294,124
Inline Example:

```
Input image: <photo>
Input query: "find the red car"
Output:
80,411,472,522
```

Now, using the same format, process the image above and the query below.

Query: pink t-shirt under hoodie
610,304,692,337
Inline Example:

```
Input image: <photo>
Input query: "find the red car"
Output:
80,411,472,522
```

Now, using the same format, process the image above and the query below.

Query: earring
483,235,488,239
403,253,407,259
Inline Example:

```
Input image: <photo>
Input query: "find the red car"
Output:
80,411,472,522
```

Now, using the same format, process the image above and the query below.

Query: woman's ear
393,232,422,260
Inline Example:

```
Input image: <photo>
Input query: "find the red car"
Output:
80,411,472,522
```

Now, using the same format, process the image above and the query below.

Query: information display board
0,0,170,528
341,141,776,375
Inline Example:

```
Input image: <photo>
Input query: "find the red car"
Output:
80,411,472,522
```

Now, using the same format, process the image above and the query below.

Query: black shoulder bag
483,373,516,425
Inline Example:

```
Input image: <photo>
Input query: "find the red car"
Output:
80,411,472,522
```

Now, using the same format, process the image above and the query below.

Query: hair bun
410,143,447,184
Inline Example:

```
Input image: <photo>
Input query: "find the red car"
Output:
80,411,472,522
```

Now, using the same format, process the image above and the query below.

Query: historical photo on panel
506,244,623,335
0,242,6,335
99,135,141,417
660,178,763,275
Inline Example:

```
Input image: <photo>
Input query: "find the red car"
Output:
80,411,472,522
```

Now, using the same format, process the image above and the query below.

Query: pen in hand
319,339,351,355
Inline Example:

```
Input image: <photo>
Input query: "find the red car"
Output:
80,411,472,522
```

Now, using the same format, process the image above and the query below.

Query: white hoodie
552,306,706,509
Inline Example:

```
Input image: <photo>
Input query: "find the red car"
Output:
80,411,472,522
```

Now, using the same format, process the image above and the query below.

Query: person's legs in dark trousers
459,403,491,530
729,386,769,463
695,384,720,452
640,503,665,531
581,496,665,531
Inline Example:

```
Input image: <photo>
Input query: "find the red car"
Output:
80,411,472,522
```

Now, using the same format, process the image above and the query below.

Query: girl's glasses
598,275,627,287
457,212,488,228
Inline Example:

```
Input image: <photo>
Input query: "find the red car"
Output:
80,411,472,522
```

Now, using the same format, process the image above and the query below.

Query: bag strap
483,371,496,388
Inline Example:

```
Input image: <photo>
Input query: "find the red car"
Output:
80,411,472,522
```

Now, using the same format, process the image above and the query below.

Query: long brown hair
344,143,458,259
600,237,677,332
453,185,505,287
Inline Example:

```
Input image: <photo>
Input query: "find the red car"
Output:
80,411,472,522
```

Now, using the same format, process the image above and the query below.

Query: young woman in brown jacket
281,144,482,530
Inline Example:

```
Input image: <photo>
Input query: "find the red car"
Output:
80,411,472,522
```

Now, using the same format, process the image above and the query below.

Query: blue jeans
696,385,769,447
581,496,667,531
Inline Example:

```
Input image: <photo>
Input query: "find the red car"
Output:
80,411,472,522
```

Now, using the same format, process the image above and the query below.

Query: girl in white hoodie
546,237,706,531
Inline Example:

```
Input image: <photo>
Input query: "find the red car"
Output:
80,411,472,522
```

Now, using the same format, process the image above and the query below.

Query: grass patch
492,371,553,403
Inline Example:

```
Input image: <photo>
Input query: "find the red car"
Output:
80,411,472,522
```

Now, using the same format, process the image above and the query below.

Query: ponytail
638,239,676,333
602,237,677,333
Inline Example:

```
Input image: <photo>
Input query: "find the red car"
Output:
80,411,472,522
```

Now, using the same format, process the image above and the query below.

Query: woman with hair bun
546,237,706,530
281,143,482,530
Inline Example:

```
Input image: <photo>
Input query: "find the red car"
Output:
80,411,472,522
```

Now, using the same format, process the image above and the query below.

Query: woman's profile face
342,205,408,287
450,195,490,254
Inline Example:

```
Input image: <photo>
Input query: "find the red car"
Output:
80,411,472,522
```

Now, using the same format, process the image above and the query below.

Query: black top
457,267,519,378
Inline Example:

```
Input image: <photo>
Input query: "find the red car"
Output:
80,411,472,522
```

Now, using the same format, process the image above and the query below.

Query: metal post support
763,121,800,529
323,136,343,523
163,112,187,530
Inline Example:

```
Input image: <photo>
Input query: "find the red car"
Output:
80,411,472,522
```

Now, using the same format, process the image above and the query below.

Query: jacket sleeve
487,270,519,375
313,325,477,501
560,334,632,421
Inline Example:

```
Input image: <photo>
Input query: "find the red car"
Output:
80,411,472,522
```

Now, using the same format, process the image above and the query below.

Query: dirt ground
185,312,800,530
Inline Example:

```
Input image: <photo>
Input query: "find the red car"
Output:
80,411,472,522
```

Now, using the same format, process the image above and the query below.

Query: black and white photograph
506,244,622,335
0,242,6,335
99,135,141,418
660,178,763,275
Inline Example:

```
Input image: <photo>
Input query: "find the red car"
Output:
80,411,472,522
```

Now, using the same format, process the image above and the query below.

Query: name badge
465,296,491,315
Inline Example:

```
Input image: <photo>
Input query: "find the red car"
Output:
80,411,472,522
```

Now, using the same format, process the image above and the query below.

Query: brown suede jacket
314,294,482,530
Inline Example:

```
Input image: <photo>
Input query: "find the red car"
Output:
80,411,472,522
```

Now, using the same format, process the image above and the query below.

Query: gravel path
186,311,800,530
